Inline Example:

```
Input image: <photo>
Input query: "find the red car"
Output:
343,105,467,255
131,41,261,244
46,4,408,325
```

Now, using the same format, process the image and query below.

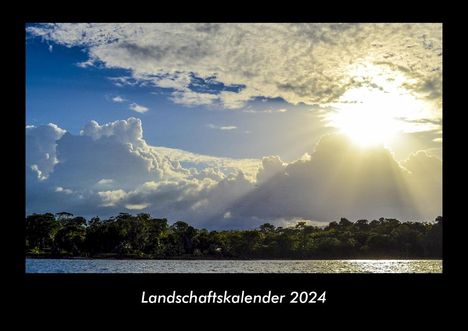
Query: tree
367,234,392,254
55,212,74,221
55,225,86,256
327,221,338,230
25,212,443,259
25,213,59,251
339,218,352,227
259,223,276,233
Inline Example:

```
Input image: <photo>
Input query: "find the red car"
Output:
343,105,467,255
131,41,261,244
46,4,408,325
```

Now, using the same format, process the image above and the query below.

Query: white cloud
112,95,126,103
207,124,237,131
125,203,150,210
26,123,66,180
129,103,149,113
109,76,142,87
26,118,441,229
171,90,218,106
27,23,442,127
98,189,127,207
30,165,45,181
96,179,114,187
151,146,260,181
26,118,260,225
80,117,146,148
55,186,73,194
76,59,94,68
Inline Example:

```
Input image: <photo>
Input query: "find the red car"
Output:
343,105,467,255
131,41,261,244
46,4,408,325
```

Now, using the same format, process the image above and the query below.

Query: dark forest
25,212,442,259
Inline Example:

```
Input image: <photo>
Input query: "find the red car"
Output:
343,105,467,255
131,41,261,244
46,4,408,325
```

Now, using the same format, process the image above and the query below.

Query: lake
26,259,442,273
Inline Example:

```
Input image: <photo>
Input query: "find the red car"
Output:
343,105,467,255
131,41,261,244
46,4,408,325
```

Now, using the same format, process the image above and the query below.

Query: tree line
25,212,442,259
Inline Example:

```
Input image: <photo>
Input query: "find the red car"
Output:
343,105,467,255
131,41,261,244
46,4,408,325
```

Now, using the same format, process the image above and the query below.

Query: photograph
25,23,442,275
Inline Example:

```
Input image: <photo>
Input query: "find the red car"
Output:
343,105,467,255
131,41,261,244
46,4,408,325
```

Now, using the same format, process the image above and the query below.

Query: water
26,259,442,273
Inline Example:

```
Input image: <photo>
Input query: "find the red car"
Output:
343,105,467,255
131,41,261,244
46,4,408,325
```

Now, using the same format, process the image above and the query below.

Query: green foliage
25,213,60,252
25,213,443,259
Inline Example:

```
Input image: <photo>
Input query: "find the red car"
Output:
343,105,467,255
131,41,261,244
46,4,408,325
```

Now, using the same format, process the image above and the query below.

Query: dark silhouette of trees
25,213,60,254
25,212,443,259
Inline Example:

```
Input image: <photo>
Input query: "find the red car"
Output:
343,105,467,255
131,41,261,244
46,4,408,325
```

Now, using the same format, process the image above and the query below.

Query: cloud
207,124,237,131
256,155,286,184
76,59,94,68
98,189,127,207
55,186,73,194
129,103,149,113
26,123,66,180
26,117,441,229
151,146,260,182
171,90,218,106
96,179,114,185
26,118,260,225
112,95,126,103
26,23,442,123
125,203,150,210
80,117,146,148
243,108,289,114
229,134,441,223
401,150,442,218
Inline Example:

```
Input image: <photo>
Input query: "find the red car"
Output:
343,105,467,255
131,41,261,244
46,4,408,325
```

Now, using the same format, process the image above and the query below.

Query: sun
329,105,398,147
326,86,404,147
326,84,426,148
324,63,439,148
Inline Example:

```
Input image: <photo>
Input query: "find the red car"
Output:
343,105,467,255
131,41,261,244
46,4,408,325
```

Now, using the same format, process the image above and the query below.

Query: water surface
26,258,442,273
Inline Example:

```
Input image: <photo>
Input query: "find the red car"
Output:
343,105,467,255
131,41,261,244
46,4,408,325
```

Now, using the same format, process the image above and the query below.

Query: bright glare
330,106,398,147
326,63,437,148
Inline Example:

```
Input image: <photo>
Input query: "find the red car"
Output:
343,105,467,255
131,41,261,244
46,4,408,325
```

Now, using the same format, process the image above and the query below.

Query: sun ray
324,63,439,149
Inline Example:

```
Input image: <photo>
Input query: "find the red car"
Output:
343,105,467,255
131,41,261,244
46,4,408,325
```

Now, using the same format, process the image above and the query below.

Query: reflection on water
26,259,442,273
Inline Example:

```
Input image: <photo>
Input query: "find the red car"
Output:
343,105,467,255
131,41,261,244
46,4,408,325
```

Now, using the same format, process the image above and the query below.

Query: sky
25,23,442,229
